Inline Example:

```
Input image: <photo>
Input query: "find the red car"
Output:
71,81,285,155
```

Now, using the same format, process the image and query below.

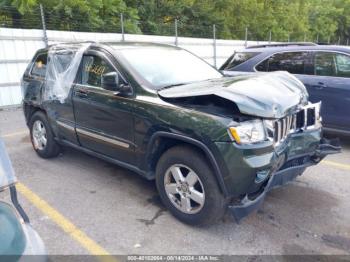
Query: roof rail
246,42,318,49
48,40,96,48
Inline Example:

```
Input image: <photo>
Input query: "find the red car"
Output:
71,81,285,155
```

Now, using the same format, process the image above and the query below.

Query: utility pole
213,24,217,68
121,13,125,41
39,4,48,47
174,19,178,46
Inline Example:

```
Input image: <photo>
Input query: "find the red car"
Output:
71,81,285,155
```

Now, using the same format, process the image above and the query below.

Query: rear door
44,50,79,144
72,49,135,164
301,51,350,131
23,51,79,144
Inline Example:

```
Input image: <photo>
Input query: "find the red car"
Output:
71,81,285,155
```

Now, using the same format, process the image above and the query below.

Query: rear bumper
229,137,341,222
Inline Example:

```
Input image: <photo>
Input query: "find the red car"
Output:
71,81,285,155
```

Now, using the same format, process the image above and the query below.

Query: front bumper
228,137,341,222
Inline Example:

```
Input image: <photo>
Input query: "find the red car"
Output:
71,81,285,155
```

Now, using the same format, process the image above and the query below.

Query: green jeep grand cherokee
21,42,340,225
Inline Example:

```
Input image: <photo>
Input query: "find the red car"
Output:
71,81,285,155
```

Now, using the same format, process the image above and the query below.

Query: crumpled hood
158,71,309,118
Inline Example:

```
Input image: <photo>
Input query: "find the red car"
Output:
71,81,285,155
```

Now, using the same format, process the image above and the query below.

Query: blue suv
221,43,350,135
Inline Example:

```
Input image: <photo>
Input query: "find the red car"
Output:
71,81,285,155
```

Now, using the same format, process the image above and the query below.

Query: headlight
228,120,266,144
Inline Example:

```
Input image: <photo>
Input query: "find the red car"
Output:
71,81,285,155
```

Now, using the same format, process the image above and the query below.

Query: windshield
0,139,17,190
117,47,222,89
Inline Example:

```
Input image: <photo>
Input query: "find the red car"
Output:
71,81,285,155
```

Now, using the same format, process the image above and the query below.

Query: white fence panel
0,28,45,107
0,27,269,107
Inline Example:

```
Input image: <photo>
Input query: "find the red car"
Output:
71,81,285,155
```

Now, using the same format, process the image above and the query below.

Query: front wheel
29,111,61,158
156,146,226,225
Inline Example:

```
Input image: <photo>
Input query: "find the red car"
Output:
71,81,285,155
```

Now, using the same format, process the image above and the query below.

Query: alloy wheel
32,120,47,150
164,164,205,214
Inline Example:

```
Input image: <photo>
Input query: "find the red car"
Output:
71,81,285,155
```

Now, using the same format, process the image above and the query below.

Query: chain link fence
2,4,350,45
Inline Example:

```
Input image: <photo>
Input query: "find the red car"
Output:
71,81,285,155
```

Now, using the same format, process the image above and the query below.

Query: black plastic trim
229,164,309,223
10,185,30,223
59,139,149,179
147,131,229,196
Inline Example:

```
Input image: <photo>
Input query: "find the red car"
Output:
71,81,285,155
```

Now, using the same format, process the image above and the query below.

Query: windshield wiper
158,78,219,91
159,83,189,90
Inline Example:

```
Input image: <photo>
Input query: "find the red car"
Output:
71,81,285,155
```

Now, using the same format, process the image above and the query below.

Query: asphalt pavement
1,107,350,256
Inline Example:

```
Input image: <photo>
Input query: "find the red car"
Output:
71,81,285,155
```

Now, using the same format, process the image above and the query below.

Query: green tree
309,0,342,43
1,0,141,32
0,0,349,42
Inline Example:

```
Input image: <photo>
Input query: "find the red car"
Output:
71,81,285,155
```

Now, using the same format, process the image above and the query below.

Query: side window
31,53,47,77
221,52,259,70
53,51,75,74
256,52,310,74
335,53,350,78
255,59,268,71
314,52,336,77
80,55,116,89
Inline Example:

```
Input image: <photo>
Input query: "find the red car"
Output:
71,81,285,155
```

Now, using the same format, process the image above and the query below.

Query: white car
0,139,46,260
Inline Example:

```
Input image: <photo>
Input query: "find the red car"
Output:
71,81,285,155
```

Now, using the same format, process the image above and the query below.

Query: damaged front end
159,72,341,222
230,137,341,222
226,100,341,222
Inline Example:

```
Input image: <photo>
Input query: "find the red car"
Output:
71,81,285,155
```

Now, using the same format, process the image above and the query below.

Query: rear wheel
156,146,226,225
29,111,61,158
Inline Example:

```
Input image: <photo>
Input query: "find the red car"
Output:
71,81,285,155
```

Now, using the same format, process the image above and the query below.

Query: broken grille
267,102,321,146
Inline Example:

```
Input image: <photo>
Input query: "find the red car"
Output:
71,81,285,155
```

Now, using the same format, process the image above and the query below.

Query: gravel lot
1,107,350,256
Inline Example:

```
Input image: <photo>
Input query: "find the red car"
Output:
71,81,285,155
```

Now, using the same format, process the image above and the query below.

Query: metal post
121,13,125,41
39,4,48,47
175,19,178,46
347,38,349,46
316,33,319,43
328,36,330,44
213,24,217,68
268,30,271,44
288,33,290,43
338,36,341,45
244,27,248,47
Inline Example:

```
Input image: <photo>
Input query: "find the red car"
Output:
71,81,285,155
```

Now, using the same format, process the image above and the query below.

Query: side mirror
101,72,118,91
117,83,132,95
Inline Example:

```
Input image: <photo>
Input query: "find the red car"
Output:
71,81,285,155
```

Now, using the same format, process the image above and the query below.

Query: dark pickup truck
21,42,340,225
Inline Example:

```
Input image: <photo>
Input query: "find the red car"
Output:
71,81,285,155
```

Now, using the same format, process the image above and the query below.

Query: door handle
315,82,327,89
75,89,89,98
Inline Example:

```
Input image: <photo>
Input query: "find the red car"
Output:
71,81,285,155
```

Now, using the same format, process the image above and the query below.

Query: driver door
72,50,135,164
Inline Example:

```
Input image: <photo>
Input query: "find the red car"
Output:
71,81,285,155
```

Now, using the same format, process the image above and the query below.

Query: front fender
145,131,230,196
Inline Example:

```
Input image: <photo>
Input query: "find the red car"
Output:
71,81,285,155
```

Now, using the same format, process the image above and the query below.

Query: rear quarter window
314,52,350,78
31,53,47,78
221,52,259,70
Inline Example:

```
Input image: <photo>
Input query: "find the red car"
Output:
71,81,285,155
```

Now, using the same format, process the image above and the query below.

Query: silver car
0,138,46,260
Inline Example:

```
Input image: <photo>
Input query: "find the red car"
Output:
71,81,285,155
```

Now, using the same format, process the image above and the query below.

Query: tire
156,145,226,226
29,111,61,158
